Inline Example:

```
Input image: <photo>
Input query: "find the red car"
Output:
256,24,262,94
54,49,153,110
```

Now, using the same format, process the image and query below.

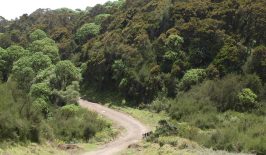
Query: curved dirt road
79,99,150,155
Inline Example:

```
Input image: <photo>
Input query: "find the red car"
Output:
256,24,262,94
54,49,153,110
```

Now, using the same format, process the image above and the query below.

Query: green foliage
54,60,81,90
30,52,53,73
179,69,206,91
54,81,80,104
29,38,60,63
30,29,47,41
0,80,107,144
237,88,258,112
60,104,80,118
32,98,49,117
0,33,11,48
165,34,183,50
76,23,100,42
0,0,265,152
111,59,127,81
12,53,52,91
164,84,266,153
52,105,108,142
0,45,27,81
30,83,51,100
34,65,56,84
214,38,248,75
95,14,111,25
249,46,266,82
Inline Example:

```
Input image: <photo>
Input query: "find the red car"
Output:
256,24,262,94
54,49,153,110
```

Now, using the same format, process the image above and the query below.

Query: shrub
242,74,263,95
51,107,108,142
208,74,242,111
237,88,258,112
158,136,179,146
179,69,206,91
60,104,80,119
149,97,170,113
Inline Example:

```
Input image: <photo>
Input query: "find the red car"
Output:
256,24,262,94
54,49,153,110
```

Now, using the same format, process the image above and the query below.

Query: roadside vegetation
0,29,112,153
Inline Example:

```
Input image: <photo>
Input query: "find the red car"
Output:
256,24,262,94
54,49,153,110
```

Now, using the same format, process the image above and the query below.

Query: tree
0,47,6,81
12,66,35,91
76,23,100,42
12,53,52,91
249,46,266,82
54,81,80,104
0,33,11,48
95,14,111,25
30,29,47,41
0,45,27,81
32,98,49,117
30,83,51,100
34,65,56,84
213,38,248,75
28,38,60,63
112,59,127,81
30,52,52,73
54,60,81,90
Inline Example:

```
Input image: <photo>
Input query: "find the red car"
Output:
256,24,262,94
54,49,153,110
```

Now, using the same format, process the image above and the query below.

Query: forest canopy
0,0,265,154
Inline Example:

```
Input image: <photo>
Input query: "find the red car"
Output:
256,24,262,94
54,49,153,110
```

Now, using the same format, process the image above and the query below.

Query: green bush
51,105,109,142
60,104,80,118
165,79,266,153
179,69,206,91
149,97,170,113
158,136,179,146
237,88,258,112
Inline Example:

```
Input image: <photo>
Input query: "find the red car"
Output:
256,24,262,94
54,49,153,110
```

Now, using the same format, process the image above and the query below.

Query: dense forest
0,0,265,154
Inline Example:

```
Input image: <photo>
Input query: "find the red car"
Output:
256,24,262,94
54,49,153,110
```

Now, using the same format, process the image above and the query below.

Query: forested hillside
0,0,265,154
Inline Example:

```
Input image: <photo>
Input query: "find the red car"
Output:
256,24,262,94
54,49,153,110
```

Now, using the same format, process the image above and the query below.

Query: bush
51,106,108,142
149,97,170,113
158,136,179,146
60,104,80,119
237,88,258,112
179,69,206,91
242,74,263,95
208,74,242,111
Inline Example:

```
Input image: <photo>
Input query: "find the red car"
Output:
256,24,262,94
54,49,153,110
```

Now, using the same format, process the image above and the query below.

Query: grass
0,143,68,155
110,105,169,130
120,141,252,155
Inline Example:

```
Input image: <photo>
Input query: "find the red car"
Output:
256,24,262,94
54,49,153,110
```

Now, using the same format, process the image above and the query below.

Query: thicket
148,74,266,154
0,29,109,144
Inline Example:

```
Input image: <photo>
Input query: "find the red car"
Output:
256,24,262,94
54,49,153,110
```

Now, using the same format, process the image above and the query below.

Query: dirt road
78,99,150,155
